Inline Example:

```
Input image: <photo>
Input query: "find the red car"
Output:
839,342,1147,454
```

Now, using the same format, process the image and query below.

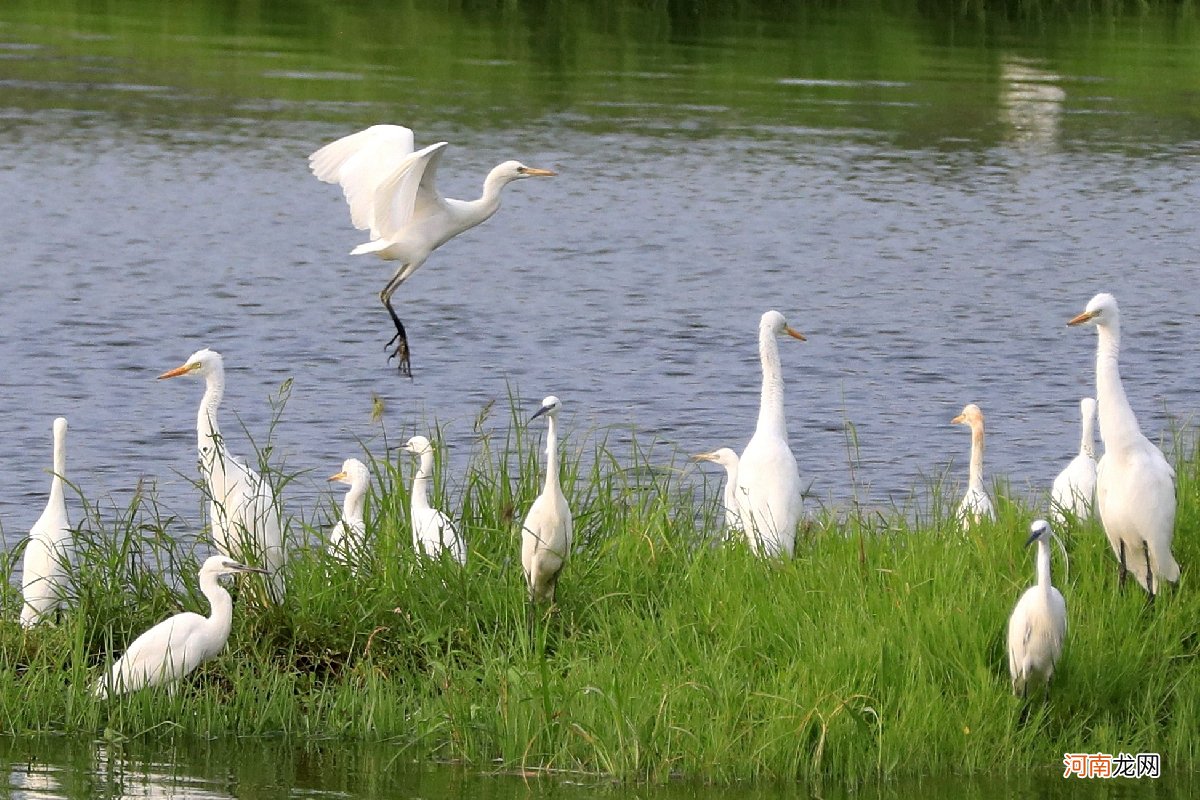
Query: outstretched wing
371,142,448,241
308,125,417,232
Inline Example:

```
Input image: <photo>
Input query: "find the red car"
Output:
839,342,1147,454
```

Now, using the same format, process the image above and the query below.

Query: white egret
951,403,995,527
328,458,370,568
736,310,805,557
93,556,267,698
1007,519,1068,699
690,448,742,533
1050,397,1098,526
403,435,466,564
521,396,572,604
20,417,72,627
308,124,557,375
159,349,286,602
1068,293,1179,596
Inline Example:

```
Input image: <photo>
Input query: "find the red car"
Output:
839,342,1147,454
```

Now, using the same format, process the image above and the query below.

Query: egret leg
1144,541,1155,602
1118,541,1128,589
379,265,416,376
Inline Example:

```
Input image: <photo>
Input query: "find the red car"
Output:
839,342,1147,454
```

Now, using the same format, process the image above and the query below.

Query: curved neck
343,479,367,523
755,326,787,438
1094,323,1140,450
460,169,509,225
197,371,226,455
968,424,985,491
543,416,561,496
1080,405,1097,459
199,570,234,642
49,425,67,504
1035,538,1052,591
411,452,434,511
722,462,739,507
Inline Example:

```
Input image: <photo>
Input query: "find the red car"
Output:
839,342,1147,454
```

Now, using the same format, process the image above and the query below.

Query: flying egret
328,458,370,569
1068,293,1179,596
1007,519,1067,699
521,396,572,604
94,556,268,698
690,448,742,533
403,436,466,564
951,403,995,527
1050,397,1098,526
736,310,805,557
308,124,557,375
20,417,72,627
159,349,286,602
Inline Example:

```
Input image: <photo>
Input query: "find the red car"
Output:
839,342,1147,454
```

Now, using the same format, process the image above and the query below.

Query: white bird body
691,448,743,532
1068,293,1178,595
403,436,466,564
522,397,573,603
159,350,286,602
94,556,267,698
736,311,805,557
328,458,370,568
309,125,555,373
1050,397,1098,525
20,417,72,628
952,403,995,527
1007,520,1067,697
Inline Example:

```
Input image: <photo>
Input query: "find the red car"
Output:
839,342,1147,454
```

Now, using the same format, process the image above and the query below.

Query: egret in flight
20,417,72,627
691,448,742,533
1050,397,1097,526
1007,519,1067,699
403,436,466,564
159,349,286,602
951,403,995,527
328,458,370,569
94,556,268,698
521,396,572,604
737,311,805,557
1068,293,1178,597
308,124,557,375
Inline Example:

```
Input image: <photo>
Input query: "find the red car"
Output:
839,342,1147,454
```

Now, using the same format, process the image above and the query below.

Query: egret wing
309,125,417,232
371,142,449,241
105,612,206,694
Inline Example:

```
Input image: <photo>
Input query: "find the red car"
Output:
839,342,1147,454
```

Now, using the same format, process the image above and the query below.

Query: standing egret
403,436,466,564
521,396,572,604
690,448,742,533
94,556,268,698
1050,397,1098,526
951,403,995,527
1068,293,1179,596
328,458,370,569
20,417,71,627
159,349,286,602
1007,519,1068,699
736,310,805,557
308,124,557,375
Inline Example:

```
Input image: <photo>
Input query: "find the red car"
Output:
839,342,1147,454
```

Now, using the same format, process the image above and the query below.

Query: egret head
158,348,224,380
402,435,434,456
1081,397,1097,421
52,417,68,439
328,458,369,487
531,395,562,422
760,310,806,341
1025,518,1052,547
951,403,984,428
200,555,269,577
691,448,739,469
1067,292,1118,328
495,160,556,183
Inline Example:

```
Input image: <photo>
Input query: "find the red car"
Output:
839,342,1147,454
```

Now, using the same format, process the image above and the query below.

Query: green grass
1,398,1198,786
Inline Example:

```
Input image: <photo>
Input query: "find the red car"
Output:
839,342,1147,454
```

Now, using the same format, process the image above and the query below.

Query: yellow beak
328,470,348,482
784,326,807,342
1066,310,1096,327
522,167,557,177
690,452,717,463
158,363,197,380
951,414,966,425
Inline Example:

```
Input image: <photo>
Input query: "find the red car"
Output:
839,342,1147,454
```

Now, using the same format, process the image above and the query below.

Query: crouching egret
159,349,286,602
690,448,742,533
403,436,466,564
1050,397,1098,526
737,310,805,557
328,458,370,569
20,417,72,627
951,403,995,527
94,556,268,698
1007,520,1067,698
521,396,572,604
1068,293,1179,597
308,124,557,375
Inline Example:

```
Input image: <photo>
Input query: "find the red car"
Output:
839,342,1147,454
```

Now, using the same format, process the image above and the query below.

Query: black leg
379,265,415,377
1144,541,1155,602
1118,541,1128,589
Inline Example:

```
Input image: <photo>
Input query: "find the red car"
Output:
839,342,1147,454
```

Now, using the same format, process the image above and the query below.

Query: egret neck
1093,314,1140,451
48,419,67,508
754,318,789,440
968,422,986,494
411,449,434,513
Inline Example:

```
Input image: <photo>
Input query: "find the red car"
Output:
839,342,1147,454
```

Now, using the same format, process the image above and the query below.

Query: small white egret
1050,397,1098,526
736,310,805,557
521,396,572,604
951,403,995,527
94,556,267,698
1068,293,1179,596
20,417,72,628
308,124,556,375
328,458,370,568
1007,519,1067,698
159,350,286,602
403,436,466,564
690,448,742,533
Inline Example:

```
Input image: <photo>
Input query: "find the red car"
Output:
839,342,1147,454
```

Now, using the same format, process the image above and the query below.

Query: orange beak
328,470,348,482
157,363,196,380
784,326,806,342
1066,310,1096,327
951,414,966,425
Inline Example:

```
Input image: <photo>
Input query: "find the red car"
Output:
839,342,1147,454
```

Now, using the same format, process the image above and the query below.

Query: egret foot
383,303,412,377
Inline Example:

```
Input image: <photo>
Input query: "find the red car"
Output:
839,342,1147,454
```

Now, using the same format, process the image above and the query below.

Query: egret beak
784,326,807,342
328,470,348,482
1067,310,1097,327
951,414,966,425
520,167,556,177
530,404,553,422
1023,531,1040,548
690,452,717,463
158,363,198,380
237,566,271,575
